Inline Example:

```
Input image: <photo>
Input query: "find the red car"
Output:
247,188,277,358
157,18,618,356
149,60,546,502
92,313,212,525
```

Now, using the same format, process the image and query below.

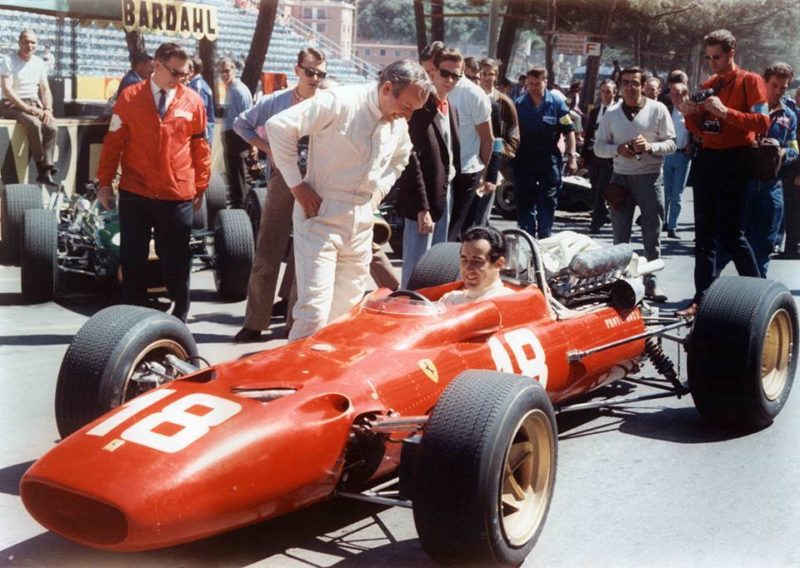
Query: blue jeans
401,185,452,288
662,151,691,231
718,179,783,278
514,161,561,239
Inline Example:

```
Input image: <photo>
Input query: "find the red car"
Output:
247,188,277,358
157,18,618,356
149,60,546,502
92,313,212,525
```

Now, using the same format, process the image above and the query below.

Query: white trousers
288,198,373,341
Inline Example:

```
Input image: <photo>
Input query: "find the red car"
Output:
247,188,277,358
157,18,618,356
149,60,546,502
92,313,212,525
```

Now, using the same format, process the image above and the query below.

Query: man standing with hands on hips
97,42,210,323
677,29,769,316
266,60,431,341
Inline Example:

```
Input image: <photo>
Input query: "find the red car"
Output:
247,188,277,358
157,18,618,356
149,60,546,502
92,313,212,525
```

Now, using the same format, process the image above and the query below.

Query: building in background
281,0,355,59
353,43,418,69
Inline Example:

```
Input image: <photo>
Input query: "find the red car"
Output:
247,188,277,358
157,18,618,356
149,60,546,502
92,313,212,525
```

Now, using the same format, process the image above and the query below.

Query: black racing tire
687,276,798,430
2,183,44,264
407,242,462,291
21,209,58,303
244,186,267,241
411,371,557,566
192,193,208,230
214,209,254,301
55,306,198,439
494,180,517,221
206,172,228,228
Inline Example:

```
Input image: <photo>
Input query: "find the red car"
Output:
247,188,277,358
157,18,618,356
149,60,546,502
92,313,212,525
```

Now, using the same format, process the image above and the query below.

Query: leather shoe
667,229,678,239
775,250,800,260
234,327,262,343
676,302,698,317
272,298,287,318
36,170,57,186
644,280,668,303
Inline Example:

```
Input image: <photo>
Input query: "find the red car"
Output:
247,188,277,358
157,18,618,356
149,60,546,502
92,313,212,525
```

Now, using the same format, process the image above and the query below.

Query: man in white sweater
594,66,676,302
266,60,432,341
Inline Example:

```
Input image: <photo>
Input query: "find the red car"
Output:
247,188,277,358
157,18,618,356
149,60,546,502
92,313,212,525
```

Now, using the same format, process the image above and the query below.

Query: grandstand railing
282,11,378,80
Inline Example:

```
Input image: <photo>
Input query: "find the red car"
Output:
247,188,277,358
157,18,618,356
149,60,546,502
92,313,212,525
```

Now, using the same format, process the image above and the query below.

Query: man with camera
677,29,770,316
594,66,675,303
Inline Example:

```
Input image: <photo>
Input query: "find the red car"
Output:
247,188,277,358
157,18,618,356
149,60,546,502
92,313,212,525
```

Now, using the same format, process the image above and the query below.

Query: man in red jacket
677,29,770,316
97,42,211,322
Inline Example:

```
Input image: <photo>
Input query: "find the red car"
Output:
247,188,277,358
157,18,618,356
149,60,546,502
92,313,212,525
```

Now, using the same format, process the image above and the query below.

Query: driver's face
460,239,504,292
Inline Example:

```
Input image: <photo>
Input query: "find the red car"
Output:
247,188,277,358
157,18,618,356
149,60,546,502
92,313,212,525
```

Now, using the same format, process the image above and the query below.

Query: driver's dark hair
461,225,506,263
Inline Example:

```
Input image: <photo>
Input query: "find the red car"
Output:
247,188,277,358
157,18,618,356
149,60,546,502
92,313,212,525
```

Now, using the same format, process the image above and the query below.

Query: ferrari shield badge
418,359,439,383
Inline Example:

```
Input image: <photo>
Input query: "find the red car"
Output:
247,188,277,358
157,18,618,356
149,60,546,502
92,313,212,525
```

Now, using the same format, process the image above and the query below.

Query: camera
691,88,715,103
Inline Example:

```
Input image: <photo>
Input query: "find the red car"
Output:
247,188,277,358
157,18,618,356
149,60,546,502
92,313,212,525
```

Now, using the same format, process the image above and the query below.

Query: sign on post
555,33,587,56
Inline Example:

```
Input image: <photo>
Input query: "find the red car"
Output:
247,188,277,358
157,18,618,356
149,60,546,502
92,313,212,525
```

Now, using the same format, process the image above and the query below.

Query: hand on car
291,182,322,219
565,155,578,175
97,186,115,210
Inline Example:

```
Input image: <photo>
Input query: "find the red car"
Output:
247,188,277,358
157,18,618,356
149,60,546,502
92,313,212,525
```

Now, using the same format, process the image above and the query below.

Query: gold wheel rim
121,339,189,403
761,309,793,401
499,408,554,547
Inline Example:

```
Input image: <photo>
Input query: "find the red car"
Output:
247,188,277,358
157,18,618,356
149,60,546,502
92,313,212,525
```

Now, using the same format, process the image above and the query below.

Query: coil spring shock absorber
644,337,686,394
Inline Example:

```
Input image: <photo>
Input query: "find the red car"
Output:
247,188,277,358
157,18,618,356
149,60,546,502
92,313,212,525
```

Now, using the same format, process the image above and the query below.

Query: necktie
158,89,167,119
601,106,606,115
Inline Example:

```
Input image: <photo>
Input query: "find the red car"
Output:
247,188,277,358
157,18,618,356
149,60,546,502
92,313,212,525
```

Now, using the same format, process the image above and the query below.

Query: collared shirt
150,78,176,115
684,64,770,149
767,100,798,173
266,82,412,205
223,79,253,131
188,74,215,124
448,77,492,174
515,89,574,162
440,278,513,305
671,106,690,149
233,87,294,143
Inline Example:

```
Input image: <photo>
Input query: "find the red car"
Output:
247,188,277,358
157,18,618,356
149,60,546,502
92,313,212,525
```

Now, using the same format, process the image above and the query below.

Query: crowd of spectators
5,22,797,335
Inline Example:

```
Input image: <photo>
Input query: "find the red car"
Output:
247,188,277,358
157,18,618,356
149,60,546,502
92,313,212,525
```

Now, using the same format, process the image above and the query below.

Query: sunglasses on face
299,66,327,80
159,61,189,79
437,67,463,81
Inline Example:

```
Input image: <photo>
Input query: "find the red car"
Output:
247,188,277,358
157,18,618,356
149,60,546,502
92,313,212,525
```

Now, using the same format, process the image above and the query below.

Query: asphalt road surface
1,187,799,568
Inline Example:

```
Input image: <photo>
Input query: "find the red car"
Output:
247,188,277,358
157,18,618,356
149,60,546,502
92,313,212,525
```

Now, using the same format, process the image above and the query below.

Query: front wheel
411,371,557,566
55,306,198,438
687,276,798,430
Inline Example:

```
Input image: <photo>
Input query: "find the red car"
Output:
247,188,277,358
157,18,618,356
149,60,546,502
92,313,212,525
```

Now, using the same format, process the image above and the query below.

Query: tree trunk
430,0,444,43
545,0,557,88
199,36,218,112
580,0,618,111
496,0,528,80
414,0,427,57
124,30,145,62
241,0,279,95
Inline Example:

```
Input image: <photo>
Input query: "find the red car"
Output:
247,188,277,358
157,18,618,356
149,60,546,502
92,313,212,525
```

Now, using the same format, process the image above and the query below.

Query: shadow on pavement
0,461,34,497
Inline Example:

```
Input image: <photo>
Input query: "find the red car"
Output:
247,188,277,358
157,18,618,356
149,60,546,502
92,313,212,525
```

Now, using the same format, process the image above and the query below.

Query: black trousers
223,129,250,208
691,147,759,303
119,190,194,321
588,156,613,228
449,171,488,240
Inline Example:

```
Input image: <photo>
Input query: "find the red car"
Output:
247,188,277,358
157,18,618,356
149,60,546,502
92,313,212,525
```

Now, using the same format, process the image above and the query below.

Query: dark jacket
396,96,461,222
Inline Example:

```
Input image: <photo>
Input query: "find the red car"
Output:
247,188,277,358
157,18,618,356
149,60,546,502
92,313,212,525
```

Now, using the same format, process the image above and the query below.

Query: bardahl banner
121,0,218,41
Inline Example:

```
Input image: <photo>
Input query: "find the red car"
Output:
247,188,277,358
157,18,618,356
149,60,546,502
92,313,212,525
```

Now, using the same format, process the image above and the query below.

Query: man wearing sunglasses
396,47,463,288
97,42,210,322
231,47,327,343
266,59,432,341
219,57,253,208
677,29,770,316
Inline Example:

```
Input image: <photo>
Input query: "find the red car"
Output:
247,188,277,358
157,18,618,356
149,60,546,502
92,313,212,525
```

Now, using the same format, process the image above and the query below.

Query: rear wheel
214,209,254,300
2,183,44,264
55,306,198,438
244,186,267,241
411,371,557,566
687,276,798,430
407,242,462,291
21,209,58,303
205,172,228,228
494,180,517,221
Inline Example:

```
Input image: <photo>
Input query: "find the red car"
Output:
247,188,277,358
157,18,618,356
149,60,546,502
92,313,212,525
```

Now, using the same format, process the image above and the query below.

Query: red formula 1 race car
20,230,797,566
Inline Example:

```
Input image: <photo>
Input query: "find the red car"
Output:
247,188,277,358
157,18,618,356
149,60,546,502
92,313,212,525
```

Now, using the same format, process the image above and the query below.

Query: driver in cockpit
440,226,514,305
